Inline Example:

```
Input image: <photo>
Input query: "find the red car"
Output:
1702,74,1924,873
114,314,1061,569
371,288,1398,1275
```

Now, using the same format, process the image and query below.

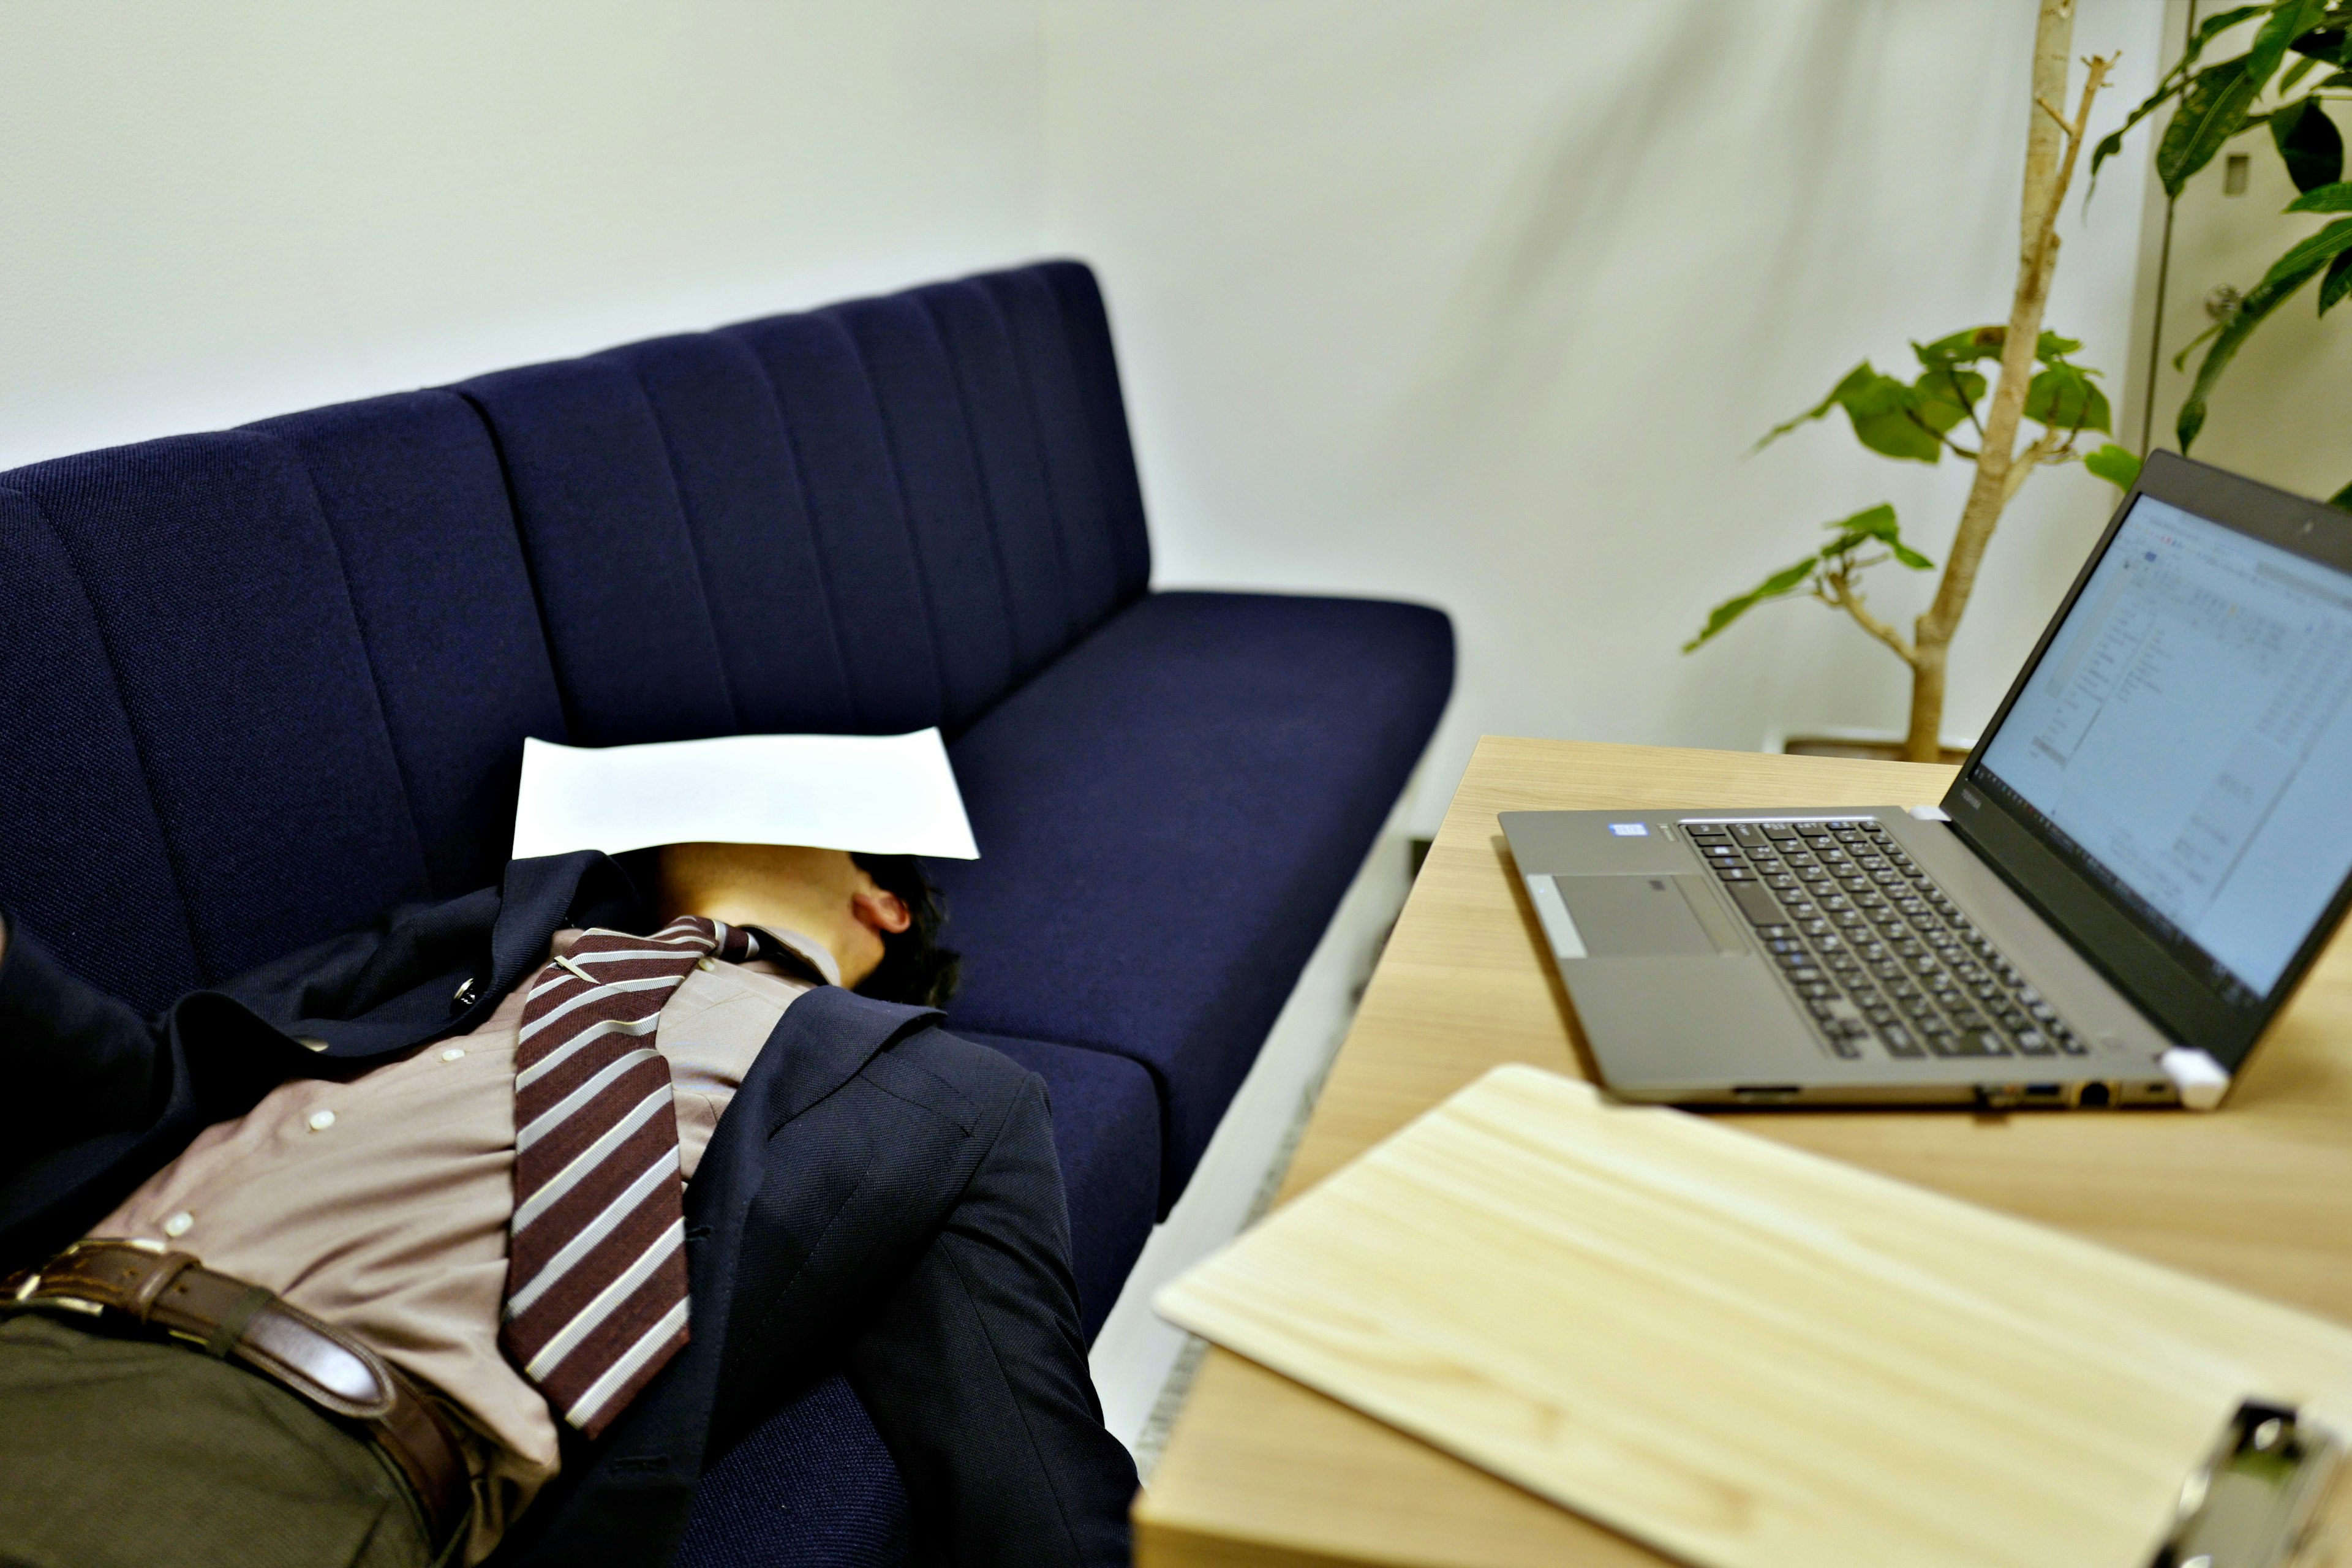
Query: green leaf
2024,364,2114,433
1842,376,1948,464
2283,54,2323,92
1909,364,1985,439
1820,503,1935,571
2272,97,2346,190
1760,352,2002,464
1683,554,1822,652
2035,329,2085,362
2171,316,2228,372
2291,28,2352,67
2321,247,2352,311
2158,59,2264,197
2177,216,2352,447
2085,443,2143,489
2198,4,2277,51
1755,362,1874,450
2288,176,2352,208
2258,208,2352,277
2090,127,2132,183
2094,6,2269,183
1914,326,2005,368
1826,502,1901,549
2250,0,2332,88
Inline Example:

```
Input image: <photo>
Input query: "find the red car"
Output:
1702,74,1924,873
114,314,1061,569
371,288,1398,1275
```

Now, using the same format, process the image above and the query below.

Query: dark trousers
0,1028,1136,1568
0,1313,437,1568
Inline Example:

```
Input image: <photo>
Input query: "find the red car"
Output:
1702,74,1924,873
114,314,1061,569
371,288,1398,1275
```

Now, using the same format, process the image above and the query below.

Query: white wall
1039,1,2166,829
0,2,1045,469
4,4,2165,835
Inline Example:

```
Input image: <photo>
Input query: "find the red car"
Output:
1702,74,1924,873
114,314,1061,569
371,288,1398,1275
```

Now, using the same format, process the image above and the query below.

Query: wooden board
1158,1064,2352,1568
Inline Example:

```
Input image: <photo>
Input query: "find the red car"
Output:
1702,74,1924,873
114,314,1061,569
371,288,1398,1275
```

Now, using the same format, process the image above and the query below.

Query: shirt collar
744,925,842,989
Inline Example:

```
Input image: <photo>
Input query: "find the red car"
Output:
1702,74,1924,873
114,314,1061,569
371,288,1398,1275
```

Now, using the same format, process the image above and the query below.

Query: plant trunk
1905,641,1948,762
1901,0,2077,763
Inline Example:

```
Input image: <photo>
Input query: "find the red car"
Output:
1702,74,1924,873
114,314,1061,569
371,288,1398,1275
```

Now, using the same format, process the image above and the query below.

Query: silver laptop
1501,451,2352,1110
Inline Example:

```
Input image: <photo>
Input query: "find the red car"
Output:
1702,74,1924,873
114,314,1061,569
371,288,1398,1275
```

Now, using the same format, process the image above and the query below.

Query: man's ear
851,888,913,937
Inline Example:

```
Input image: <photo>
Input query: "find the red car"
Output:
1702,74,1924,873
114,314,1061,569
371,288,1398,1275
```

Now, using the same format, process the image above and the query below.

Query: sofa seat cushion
957,1033,1158,1341
933,589,1454,1202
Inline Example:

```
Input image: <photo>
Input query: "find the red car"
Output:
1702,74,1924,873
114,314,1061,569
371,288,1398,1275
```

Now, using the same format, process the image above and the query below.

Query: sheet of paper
511,731,979,861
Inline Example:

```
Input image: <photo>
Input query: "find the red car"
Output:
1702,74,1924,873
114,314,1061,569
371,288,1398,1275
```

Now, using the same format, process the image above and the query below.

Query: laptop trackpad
1554,875,1725,957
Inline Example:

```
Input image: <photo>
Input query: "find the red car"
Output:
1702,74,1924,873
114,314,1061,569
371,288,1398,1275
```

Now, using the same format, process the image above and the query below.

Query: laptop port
2021,1083,2067,1102
1730,1085,1801,1104
2078,1081,2112,1108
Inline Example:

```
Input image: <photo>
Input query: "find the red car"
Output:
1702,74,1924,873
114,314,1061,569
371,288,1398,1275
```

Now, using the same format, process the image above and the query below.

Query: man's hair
850,853,961,1009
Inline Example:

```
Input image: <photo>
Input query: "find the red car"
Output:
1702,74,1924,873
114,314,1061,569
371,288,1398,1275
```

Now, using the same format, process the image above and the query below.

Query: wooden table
1134,738,2352,1568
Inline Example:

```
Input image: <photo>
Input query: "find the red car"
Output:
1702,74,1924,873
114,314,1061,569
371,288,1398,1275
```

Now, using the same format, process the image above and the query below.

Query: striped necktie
499,915,760,1438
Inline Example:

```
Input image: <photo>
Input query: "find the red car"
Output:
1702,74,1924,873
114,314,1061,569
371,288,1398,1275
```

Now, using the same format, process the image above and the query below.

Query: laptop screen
1977,494,2352,1000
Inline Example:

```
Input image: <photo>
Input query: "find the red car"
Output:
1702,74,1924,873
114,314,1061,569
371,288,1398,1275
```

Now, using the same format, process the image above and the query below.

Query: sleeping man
0,842,1136,1568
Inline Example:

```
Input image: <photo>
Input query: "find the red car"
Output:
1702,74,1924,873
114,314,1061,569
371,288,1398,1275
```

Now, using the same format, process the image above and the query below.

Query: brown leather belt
4,1240,470,1547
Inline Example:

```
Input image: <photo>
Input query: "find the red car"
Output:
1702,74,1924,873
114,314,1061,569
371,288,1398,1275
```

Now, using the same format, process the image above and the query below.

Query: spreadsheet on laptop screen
1979,496,2352,995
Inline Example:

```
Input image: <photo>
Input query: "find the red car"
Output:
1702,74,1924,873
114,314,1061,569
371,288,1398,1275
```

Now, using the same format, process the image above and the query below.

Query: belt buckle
10,1275,104,1316
9,1237,168,1317
58,1237,166,1255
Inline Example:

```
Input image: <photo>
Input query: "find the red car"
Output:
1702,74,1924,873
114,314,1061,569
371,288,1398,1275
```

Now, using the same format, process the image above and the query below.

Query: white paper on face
510,731,980,862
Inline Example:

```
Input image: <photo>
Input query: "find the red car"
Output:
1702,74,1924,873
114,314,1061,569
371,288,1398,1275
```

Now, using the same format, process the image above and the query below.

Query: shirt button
440,1047,467,1062
307,1109,337,1132
696,956,717,973
162,1211,194,1238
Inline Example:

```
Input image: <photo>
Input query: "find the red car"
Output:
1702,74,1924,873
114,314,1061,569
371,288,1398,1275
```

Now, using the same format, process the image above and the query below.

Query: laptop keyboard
1680,818,2086,1065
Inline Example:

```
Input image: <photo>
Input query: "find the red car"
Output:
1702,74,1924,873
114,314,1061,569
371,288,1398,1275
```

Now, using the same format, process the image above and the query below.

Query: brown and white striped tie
499,915,760,1437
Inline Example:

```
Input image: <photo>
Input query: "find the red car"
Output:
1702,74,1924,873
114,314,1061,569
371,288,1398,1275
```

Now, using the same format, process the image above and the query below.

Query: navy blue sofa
0,260,1451,1562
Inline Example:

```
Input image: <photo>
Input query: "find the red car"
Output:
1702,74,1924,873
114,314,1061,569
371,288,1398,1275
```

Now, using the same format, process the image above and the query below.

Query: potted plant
1686,0,2136,763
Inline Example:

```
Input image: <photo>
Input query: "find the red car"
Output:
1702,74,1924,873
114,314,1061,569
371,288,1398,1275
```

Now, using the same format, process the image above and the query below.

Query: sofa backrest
0,261,1147,1012
0,394,563,1012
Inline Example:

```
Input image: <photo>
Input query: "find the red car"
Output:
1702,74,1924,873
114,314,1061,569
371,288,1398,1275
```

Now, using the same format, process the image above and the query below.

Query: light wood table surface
1134,737,2352,1568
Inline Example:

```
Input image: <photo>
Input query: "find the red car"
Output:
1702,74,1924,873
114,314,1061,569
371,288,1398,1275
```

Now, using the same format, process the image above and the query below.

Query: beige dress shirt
91,929,836,1564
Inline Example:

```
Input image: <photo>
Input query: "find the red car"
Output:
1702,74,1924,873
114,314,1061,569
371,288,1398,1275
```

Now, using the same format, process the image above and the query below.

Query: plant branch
2001,426,2068,506
1901,407,1980,459
1945,365,1988,441
1816,562,1917,669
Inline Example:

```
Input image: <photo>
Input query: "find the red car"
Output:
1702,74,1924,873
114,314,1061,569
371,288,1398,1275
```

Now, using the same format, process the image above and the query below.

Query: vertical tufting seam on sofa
608,360,747,734
915,284,1072,684
965,280,1081,663
830,299,1020,733
453,388,593,748
12,488,210,987
823,307,961,733
908,290,1039,728
1039,260,1153,606
991,270,1117,635
729,333,877,734
821,312,956,735
603,332,859,734
265,431,438,896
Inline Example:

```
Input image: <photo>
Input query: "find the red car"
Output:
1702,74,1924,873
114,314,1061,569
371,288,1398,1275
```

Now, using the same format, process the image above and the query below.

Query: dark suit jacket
0,851,1128,1567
